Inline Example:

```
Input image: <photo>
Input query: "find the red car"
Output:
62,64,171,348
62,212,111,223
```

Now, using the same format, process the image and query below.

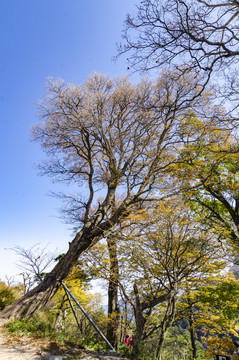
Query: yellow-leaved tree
1,70,222,320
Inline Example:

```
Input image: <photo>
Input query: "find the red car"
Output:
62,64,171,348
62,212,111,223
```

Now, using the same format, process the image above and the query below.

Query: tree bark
132,283,172,356
133,283,146,355
106,236,120,348
188,298,197,359
0,227,90,319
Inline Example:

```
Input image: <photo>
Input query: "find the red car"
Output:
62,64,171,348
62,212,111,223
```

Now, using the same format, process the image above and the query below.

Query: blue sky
0,0,139,282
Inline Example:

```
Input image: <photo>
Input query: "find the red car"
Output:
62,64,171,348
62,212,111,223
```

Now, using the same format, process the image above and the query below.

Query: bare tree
0,71,216,320
7,244,57,293
119,0,239,112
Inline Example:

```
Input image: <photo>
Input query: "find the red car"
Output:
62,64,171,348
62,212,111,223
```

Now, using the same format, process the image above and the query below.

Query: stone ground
0,319,129,360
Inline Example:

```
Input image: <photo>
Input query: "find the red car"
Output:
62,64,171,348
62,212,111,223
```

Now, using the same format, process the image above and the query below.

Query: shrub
0,282,17,310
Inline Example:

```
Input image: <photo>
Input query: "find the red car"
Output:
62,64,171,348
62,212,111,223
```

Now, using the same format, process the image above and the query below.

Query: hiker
124,335,132,349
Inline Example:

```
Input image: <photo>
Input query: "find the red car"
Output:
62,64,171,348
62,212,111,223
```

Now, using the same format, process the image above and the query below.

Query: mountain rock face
229,265,239,279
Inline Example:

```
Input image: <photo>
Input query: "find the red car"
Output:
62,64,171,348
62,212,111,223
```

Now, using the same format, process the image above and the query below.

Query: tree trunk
156,327,168,360
156,293,177,360
106,236,120,348
132,283,146,355
131,284,172,356
0,194,136,320
54,295,67,330
0,191,137,319
188,299,197,358
0,227,89,319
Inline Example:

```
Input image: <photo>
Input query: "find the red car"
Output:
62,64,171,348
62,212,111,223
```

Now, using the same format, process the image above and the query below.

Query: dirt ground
0,319,129,360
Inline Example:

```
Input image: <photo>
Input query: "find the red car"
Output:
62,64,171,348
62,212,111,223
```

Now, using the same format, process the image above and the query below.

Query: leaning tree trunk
0,193,136,320
106,236,120,348
0,227,92,319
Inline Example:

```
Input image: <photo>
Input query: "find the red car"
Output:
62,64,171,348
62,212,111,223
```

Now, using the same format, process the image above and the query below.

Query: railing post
61,281,115,351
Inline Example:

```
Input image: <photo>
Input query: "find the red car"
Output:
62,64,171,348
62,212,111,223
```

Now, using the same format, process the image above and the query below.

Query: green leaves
198,277,239,321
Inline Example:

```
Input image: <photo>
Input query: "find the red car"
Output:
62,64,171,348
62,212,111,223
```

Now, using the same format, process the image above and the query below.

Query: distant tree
7,244,56,293
162,325,194,360
0,71,221,320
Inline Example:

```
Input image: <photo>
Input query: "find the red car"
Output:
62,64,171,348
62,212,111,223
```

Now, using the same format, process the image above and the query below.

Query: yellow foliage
205,335,234,359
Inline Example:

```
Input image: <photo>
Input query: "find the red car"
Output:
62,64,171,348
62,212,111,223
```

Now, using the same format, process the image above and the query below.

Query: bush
6,316,51,337
0,282,17,310
5,309,109,350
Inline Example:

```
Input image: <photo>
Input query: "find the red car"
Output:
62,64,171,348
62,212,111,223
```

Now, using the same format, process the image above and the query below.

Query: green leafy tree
88,198,225,358
123,199,225,359
174,119,239,255
193,275,239,358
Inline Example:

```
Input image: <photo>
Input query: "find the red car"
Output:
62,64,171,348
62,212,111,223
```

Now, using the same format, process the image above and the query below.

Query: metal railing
61,281,115,351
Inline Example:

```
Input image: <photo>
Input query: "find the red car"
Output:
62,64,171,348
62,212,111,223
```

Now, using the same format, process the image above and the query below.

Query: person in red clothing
124,335,132,349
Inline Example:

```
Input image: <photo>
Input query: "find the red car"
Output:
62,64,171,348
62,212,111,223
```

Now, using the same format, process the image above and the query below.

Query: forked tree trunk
132,284,172,357
156,293,177,360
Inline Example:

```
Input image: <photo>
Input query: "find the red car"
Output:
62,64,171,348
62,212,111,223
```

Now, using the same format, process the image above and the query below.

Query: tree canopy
1,70,217,320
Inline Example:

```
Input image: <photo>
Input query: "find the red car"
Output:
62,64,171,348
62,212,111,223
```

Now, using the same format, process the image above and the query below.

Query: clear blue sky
0,0,139,282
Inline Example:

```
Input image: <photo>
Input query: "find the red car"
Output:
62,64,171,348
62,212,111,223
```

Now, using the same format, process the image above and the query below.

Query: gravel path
0,319,43,359
0,319,129,360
